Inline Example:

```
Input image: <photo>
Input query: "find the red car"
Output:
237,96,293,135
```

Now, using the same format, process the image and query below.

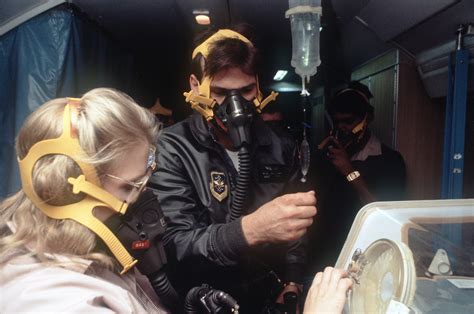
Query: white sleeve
2,268,138,313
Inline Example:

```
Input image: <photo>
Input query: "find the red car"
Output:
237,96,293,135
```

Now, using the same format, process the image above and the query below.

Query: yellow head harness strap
183,29,278,120
192,29,252,60
18,99,137,274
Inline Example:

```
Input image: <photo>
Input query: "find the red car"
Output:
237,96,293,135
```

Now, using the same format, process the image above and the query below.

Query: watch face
347,171,360,181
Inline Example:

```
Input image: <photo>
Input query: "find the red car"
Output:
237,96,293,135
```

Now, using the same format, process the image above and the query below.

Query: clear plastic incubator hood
335,199,474,313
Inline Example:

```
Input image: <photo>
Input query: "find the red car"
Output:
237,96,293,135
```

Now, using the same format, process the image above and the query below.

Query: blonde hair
0,88,160,269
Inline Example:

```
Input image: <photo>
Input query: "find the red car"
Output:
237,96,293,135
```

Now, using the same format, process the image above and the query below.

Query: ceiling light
271,82,301,92
273,70,288,81
193,9,210,25
195,15,210,25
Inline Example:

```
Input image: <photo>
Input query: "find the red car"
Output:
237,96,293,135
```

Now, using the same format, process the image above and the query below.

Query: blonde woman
0,88,167,312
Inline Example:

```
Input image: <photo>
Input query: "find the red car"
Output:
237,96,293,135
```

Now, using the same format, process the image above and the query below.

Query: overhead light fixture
195,15,210,25
193,9,210,25
271,82,301,92
273,70,288,81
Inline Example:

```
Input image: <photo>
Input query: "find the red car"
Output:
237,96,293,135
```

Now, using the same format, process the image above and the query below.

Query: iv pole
286,0,322,182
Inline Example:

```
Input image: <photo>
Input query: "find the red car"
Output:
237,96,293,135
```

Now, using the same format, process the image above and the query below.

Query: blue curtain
0,6,134,198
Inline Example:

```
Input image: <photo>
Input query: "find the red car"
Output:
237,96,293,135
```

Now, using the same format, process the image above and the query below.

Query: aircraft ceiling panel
394,0,474,55
339,18,392,69
357,0,458,42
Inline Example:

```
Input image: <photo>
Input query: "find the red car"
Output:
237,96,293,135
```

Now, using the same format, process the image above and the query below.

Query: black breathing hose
184,285,239,314
148,270,180,312
229,145,252,221
184,286,204,314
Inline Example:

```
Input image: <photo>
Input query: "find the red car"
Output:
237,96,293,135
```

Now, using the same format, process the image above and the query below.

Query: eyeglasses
105,146,156,204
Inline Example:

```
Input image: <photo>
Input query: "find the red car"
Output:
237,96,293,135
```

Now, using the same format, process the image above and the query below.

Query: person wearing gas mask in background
150,96,175,128
0,88,175,312
305,81,407,277
148,26,317,312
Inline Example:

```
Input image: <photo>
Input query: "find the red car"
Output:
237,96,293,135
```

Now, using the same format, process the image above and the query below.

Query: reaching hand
326,138,354,176
241,191,317,245
303,267,353,314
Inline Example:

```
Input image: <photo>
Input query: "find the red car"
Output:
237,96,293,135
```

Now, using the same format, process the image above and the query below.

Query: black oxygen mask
214,90,255,149
105,189,180,311
329,113,368,149
104,189,168,276
333,128,355,147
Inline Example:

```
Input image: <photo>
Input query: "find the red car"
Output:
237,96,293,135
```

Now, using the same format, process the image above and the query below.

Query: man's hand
326,138,354,176
241,191,317,246
326,138,376,204
303,267,353,314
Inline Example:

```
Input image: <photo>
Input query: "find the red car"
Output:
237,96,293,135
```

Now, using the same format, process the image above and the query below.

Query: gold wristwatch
346,170,361,182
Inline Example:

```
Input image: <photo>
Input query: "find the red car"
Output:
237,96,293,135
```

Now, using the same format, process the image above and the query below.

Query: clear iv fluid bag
288,0,321,81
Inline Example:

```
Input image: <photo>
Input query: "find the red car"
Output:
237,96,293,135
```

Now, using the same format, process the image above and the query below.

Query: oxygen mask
331,113,368,149
104,189,168,276
214,90,255,149
333,129,355,148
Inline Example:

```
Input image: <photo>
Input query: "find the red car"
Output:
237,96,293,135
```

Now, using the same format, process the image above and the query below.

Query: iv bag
286,0,322,83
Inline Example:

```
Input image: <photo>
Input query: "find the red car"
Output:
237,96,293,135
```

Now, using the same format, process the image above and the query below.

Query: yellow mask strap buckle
184,76,216,120
254,91,279,113
352,114,368,135
252,77,279,112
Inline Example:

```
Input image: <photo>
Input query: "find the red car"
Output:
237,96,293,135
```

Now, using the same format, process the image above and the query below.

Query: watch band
346,170,361,182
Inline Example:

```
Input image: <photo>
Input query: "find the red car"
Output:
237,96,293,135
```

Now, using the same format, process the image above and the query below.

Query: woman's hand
303,267,353,313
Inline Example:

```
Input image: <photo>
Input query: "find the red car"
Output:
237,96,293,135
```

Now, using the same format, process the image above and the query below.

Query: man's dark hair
190,24,260,81
327,81,375,120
